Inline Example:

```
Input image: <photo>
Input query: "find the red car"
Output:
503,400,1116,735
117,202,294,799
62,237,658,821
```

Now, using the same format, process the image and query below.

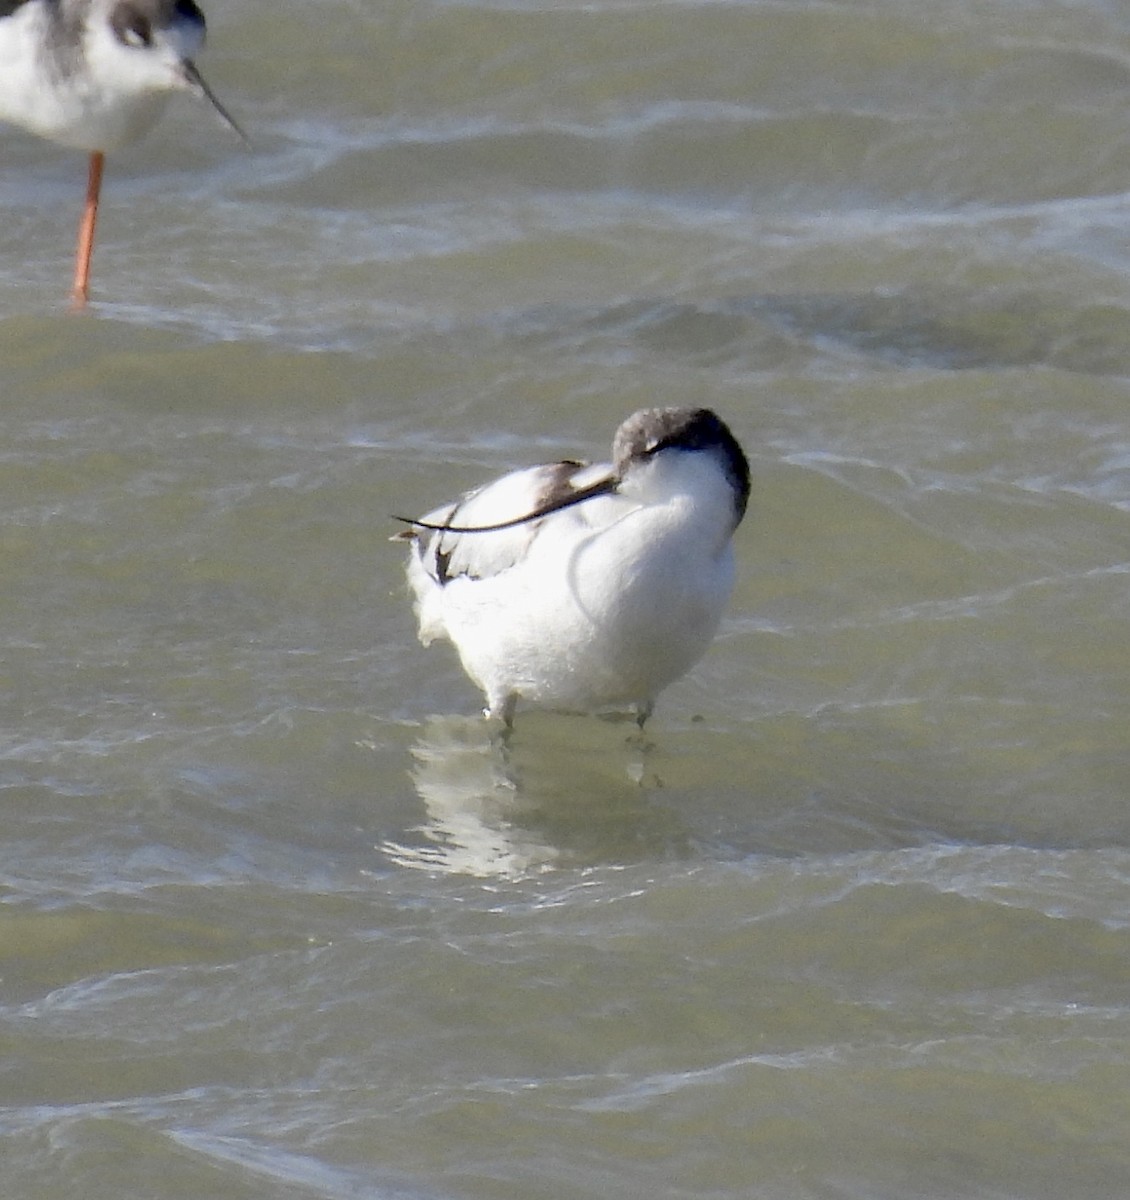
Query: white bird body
398,408,750,725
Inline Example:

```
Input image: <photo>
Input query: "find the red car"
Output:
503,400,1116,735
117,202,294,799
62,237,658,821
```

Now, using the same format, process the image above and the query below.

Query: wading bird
0,0,243,306
395,407,750,727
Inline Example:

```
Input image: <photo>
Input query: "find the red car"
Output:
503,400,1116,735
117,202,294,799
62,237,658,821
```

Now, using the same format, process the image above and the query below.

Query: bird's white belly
1,64,171,149
430,504,734,713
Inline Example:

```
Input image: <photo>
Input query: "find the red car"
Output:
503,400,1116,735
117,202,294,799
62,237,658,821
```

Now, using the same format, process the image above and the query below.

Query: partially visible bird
0,0,243,306
394,407,750,727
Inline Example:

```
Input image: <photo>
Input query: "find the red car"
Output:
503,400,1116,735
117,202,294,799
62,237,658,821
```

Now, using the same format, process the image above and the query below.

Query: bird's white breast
0,2,194,150
408,447,739,714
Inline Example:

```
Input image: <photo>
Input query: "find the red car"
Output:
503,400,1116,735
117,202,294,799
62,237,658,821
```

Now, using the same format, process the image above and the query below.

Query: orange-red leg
70,151,104,309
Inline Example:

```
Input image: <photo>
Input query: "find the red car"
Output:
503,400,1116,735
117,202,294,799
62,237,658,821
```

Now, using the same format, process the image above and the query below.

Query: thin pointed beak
392,472,621,535
180,59,248,144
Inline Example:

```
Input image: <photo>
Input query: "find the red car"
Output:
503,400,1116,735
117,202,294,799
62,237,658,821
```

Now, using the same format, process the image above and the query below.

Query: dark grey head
37,0,205,51
394,406,749,536
613,407,750,524
109,0,205,48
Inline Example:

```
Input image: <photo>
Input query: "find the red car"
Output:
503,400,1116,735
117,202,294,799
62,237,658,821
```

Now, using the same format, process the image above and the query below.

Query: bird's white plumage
0,0,205,150
398,408,750,725
408,459,614,597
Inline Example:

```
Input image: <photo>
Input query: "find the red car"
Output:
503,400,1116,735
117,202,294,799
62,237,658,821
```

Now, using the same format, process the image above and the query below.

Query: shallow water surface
2,0,1130,1197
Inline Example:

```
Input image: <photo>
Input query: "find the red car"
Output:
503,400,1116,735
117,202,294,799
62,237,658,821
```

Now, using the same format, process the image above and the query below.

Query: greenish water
2,1,1130,1196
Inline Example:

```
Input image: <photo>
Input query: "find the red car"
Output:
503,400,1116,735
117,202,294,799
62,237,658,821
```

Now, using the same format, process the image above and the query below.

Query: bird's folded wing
406,459,613,584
